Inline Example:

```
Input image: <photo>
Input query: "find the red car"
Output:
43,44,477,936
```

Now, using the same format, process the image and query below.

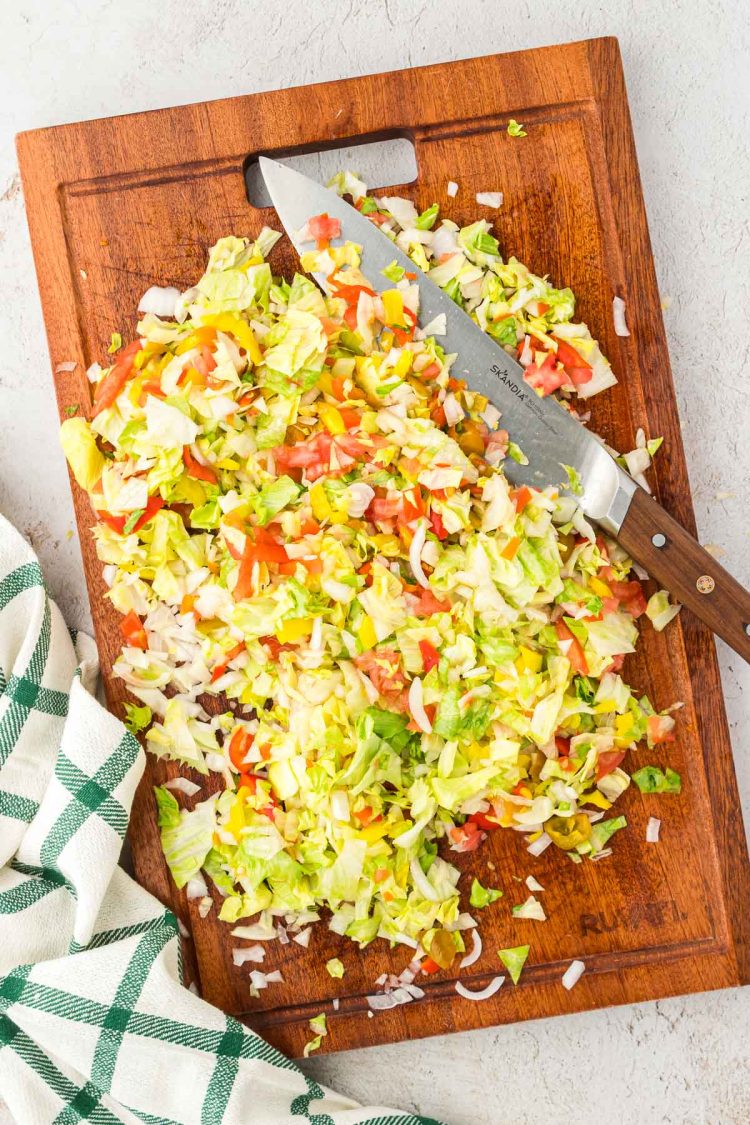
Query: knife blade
259,156,634,534
259,156,750,661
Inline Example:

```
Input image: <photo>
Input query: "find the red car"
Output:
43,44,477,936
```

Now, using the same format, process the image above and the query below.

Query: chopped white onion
374,972,388,987
332,998,340,1011
646,816,661,843
205,751,227,773
459,929,483,969
408,675,432,734
475,191,503,208
562,960,585,990
293,928,312,948
197,897,213,918
232,944,266,966
55,360,77,374
231,922,277,941
527,832,552,857
442,392,465,426
405,983,425,999
408,518,430,589
185,874,207,901
455,976,505,1001
276,925,290,945
138,285,181,318
367,992,400,1011
612,296,630,337
525,875,545,893
447,180,458,197
164,776,201,797
265,970,284,984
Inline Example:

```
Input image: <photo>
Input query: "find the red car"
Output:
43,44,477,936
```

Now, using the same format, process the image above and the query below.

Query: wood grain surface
16,37,750,1058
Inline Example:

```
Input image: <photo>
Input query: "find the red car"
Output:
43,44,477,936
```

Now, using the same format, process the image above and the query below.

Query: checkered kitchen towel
0,512,443,1125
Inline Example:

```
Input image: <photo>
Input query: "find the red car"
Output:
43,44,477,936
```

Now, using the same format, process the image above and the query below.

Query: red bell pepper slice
120,609,147,650
183,446,218,484
418,639,441,674
92,340,143,416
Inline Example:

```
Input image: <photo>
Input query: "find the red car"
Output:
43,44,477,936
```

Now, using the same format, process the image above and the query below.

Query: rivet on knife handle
618,487,750,661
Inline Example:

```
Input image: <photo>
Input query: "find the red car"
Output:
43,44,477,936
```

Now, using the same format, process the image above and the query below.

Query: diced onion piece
332,998,340,1011
231,921,277,940
367,992,400,1011
442,392,465,426
408,675,432,734
455,975,505,1001
197,897,213,918
527,832,552,857
475,191,503,208
612,296,630,337
164,777,201,797
409,518,430,589
185,874,207,900
646,816,661,843
232,944,266,966
266,970,284,984
562,960,585,990
525,875,544,892
447,180,458,197
459,929,483,969
138,285,181,318
293,928,312,948
55,360,77,374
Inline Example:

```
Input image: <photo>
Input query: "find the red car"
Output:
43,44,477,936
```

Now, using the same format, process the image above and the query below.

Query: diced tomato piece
211,641,246,683
420,362,441,380
194,345,218,378
418,639,440,673
183,446,218,484
308,213,341,243
450,822,485,853
228,727,254,770
596,749,627,781
555,620,589,675
421,957,441,975
338,407,362,430
354,649,408,696
468,811,501,831
96,494,164,536
120,609,147,650
553,337,593,387
410,588,451,617
429,509,448,540
647,714,675,745
92,340,143,416
511,486,533,513
609,579,647,618
555,735,571,757
524,351,568,396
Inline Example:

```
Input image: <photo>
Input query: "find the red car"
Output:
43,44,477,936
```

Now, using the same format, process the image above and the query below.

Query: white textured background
1,1,749,1122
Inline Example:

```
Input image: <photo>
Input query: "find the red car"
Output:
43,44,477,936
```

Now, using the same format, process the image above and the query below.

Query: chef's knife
260,157,750,661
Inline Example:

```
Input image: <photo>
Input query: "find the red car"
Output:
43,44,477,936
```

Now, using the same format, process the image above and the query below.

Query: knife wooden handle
618,487,750,661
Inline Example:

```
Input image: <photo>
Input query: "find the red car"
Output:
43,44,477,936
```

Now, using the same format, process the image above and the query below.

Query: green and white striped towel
0,512,443,1125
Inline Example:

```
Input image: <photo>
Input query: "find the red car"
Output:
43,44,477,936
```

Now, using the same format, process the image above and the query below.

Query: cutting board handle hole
244,135,418,208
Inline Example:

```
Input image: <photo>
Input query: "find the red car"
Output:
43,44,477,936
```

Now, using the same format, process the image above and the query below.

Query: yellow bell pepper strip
199,312,263,366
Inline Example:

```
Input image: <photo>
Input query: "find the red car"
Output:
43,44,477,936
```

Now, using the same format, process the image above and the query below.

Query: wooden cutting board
17,37,750,1058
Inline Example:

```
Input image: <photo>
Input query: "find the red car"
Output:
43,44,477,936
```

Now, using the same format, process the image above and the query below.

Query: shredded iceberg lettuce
60,175,681,966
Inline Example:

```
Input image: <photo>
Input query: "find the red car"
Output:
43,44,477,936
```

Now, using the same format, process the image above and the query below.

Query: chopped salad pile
60,172,681,977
